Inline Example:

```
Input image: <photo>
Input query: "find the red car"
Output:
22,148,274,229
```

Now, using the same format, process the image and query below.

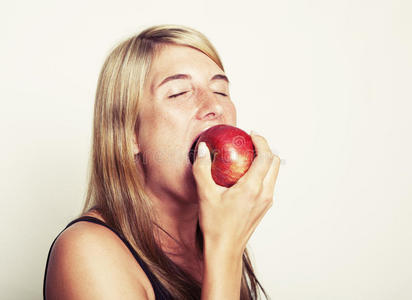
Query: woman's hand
192,132,280,254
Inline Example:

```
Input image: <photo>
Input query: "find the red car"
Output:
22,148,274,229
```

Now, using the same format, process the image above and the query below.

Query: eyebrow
157,73,230,88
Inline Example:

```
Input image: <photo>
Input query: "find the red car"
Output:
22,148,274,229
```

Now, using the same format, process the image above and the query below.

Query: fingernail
197,142,208,158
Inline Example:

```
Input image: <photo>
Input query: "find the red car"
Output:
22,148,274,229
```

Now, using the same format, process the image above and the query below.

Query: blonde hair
82,24,267,299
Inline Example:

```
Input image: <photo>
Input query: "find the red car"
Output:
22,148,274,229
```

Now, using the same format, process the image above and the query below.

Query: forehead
147,44,223,88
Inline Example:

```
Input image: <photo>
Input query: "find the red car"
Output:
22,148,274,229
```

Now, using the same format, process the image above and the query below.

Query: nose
195,89,224,121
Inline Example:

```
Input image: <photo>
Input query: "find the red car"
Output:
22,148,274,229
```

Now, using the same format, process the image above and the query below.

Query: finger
260,154,281,204
233,133,274,188
192,142,217,197
249,158,280,234
269,154,281,191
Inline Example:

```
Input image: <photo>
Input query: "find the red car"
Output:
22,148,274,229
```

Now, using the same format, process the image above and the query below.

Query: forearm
201,242,243,300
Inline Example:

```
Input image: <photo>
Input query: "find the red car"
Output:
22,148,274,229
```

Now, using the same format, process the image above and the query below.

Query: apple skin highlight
193,125,256,187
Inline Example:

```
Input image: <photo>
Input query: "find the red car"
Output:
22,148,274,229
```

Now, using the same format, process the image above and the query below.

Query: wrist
203,238,244,261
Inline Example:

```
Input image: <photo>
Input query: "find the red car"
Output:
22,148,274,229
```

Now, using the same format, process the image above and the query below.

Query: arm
193,133,280,299
201,243,243,299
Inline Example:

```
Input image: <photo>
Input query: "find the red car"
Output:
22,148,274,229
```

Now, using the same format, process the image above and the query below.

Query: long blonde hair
82,24,268,299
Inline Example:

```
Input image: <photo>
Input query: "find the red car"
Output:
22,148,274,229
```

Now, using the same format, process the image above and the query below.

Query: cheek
138,117,189,164
224,100,237,125
138,136,188,176
139,104,186,143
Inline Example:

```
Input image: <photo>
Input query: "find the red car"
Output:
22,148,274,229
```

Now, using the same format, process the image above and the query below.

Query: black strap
43,216,171,299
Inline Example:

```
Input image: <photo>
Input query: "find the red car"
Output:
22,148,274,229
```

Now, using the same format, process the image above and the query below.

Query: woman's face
135,44,236,203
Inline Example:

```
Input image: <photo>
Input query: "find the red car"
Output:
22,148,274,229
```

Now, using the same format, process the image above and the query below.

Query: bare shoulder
45,216,154,300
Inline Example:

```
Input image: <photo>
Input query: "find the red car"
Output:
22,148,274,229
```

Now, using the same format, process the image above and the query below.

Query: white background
1,0,411,299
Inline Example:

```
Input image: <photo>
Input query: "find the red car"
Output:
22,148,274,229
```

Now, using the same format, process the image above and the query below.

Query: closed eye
169,91,228,98
169,91,188,98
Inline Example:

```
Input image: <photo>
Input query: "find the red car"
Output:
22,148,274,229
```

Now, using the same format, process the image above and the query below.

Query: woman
43,25,280,299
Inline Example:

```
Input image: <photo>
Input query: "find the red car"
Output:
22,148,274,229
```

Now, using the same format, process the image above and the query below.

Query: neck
144,187,201,257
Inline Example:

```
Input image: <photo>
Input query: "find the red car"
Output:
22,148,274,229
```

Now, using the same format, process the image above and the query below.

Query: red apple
192,124,256,187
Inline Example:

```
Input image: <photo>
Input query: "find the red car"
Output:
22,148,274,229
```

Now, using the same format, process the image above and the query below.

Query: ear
132,133,140,156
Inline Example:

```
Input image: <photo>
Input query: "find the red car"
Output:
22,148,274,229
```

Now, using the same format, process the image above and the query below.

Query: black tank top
43,216,172,299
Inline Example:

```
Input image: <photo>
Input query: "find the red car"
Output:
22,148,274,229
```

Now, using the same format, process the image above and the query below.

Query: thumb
192,142,214,191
